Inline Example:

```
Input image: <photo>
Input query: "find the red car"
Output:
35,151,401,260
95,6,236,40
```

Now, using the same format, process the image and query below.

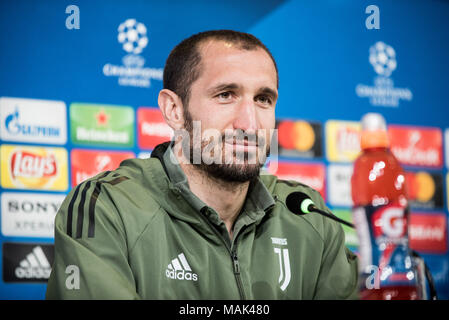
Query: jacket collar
148,141,276,228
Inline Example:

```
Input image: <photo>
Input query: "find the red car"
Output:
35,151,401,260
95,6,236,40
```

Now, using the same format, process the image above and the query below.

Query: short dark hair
163,30,279,107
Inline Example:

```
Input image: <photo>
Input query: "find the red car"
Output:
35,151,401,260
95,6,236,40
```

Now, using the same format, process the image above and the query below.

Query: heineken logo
70,103,134,147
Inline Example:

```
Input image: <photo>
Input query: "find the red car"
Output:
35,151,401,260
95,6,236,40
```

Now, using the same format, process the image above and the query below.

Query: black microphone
285,192,355,229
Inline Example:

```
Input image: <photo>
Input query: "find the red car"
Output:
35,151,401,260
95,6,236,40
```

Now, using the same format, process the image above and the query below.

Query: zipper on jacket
231,249,246,300
232,251,240,274
195,208,247,300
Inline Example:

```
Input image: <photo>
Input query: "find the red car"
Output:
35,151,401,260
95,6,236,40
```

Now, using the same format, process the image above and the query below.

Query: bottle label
353,203,417,288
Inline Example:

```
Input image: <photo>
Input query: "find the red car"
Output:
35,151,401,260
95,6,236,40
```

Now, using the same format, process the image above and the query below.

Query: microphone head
285,192,315,215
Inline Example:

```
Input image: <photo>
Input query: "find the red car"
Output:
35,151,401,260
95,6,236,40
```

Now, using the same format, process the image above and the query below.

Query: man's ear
158,89,185,130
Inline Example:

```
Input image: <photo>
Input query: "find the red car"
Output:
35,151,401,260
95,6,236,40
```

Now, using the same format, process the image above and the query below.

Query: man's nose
233,97,258,133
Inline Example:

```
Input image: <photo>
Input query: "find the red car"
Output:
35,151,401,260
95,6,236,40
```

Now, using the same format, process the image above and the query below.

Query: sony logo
7,199,61,214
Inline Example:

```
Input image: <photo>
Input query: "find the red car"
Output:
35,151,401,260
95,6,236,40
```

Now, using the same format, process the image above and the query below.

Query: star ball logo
102,18,163,88
369,41,397,77
117,19,148,55
356,41,412,107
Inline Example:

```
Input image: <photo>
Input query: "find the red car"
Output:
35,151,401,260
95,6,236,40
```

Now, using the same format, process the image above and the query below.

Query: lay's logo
10,151,57,179
325,120,361,162
1,145,68,191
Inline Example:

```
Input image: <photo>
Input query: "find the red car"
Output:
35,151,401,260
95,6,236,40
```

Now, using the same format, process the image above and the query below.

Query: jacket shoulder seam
128,203,164,255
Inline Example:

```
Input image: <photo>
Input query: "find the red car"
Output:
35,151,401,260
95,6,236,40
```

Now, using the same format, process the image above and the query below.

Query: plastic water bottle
351,113,422,300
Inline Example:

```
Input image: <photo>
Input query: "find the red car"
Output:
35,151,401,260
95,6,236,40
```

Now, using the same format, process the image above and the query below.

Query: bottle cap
361,113,387,131
360,113,389,149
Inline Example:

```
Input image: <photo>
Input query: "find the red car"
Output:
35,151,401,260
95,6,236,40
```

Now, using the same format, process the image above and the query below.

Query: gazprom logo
0,97,67,145
5,107,60,137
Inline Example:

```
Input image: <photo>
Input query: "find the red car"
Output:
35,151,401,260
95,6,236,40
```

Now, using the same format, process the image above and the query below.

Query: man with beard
47,30,359,300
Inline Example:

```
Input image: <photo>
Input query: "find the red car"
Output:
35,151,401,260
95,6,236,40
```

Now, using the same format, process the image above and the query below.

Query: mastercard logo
406,171,435,203
278,120,316,152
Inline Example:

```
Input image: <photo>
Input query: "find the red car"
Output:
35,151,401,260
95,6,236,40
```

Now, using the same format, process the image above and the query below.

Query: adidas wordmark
165,253,198,281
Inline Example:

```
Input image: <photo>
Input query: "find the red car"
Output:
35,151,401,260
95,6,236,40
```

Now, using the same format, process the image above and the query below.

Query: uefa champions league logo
102,19,162,88
118,19,148,55
356,41,412,107
369,41,397,77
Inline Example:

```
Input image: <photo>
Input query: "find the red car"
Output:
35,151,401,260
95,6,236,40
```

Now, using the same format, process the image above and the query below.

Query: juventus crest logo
271,237,291,291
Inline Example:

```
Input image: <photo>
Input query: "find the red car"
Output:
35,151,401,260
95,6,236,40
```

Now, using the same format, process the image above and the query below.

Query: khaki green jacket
46,142,359,299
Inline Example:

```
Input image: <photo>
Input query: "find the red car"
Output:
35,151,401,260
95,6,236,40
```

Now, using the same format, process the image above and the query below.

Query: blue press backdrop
0,0,448,299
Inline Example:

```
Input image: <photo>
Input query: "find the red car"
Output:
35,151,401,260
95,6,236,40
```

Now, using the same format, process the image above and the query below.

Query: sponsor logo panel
405,171,443,209
0,144,68,191
137,107,173,150
71,149,135,187
325,120,361,162
332,209,359,249
389,125,443,168
2,242,54,282
1,192,64,238
268,161,326,200
409,213,447,254
276,119,322,158
0,97,67,145
327,164,353,207
70,103,134,147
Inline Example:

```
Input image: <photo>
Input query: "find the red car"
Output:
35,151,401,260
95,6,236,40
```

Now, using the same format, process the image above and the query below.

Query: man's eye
217,92,232,100
256,95,272,105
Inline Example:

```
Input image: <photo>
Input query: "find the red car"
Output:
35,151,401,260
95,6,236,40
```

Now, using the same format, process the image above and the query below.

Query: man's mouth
224,140,258,152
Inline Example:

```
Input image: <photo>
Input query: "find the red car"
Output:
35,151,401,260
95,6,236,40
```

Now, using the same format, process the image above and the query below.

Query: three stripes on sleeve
65,171,129,239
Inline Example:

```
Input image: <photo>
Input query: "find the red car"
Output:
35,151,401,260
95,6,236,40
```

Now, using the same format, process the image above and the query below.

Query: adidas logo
15,246,51,279
165,253,198,281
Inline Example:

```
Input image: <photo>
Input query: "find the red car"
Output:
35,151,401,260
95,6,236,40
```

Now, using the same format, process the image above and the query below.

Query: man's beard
182,109,270,183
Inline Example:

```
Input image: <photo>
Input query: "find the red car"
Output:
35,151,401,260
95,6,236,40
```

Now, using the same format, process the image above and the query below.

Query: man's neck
178,158,249,239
